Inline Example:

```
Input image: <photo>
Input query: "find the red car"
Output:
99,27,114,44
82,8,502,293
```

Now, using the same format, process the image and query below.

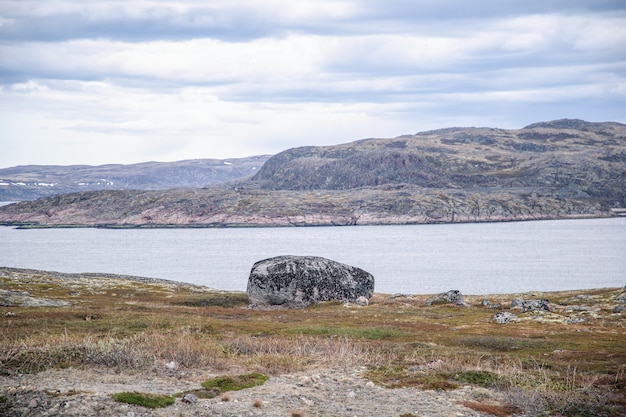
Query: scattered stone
480,299,502,309
354,296,369,307
389,293,412,300
166,361,177,370
300,396,315,406
567,317,586,324
425,290,469,307
563,305,590,312
247,255,375,308
4,311,16,317
493,311,518,324
511,298,550,312
616,288,626,303
613,305,625,313
521,299,550,312
181,393,198,404
510,298,523,309
0,289,70,307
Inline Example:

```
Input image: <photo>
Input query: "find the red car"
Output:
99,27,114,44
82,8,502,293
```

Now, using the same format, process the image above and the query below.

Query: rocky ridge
0,119,624,227
0,156,271,201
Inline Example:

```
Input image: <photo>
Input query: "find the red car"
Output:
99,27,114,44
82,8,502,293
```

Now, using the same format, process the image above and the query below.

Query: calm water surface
0,218,624,294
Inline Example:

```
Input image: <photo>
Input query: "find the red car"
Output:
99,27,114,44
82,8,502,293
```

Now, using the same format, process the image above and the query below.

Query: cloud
0,1,625,166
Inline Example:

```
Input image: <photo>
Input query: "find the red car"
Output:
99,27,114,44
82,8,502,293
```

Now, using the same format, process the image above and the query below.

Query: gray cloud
2,0,623,42
0,0,624,167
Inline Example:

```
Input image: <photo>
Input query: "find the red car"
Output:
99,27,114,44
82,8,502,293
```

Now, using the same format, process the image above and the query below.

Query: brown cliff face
0,119,624,227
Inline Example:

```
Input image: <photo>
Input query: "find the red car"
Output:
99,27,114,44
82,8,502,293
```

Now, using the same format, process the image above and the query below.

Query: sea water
0,217,624,294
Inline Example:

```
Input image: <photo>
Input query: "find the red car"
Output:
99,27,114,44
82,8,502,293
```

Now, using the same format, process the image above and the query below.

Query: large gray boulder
247,255,375,308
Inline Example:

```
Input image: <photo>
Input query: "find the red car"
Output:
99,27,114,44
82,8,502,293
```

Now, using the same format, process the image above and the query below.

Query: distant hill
252,119,625,199
0,119,624,227
0,156,271,201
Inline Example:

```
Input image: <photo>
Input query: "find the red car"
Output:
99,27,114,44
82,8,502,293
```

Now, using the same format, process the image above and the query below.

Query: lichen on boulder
246,255,374,308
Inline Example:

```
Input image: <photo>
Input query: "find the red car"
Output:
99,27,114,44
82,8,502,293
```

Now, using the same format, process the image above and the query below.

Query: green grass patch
365,366,459,390
454,335,549,352
366,367,500,390
201,373,269,393
290,326,406,340
111,392,175,408
174,292,248,308
451,370,500,387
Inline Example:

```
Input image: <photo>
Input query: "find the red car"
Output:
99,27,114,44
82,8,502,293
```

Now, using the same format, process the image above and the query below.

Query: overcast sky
1,1,625,167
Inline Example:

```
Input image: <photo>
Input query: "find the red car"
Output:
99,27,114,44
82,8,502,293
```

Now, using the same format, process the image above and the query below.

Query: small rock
613,305,625,313
567,317,586,324
511,298,550,312
564,305,590,312
425,290,469,307
480,300,501,309
300,396,314,406
182,393,198,404
4,311,16,317
354,296,369,307
389,293,412,299
493,311,518,324
521,299,550,312
165,360,177,370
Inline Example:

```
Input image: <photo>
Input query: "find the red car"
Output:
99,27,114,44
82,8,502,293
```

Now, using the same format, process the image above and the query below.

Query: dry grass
1,269,625,416
459,400,516,417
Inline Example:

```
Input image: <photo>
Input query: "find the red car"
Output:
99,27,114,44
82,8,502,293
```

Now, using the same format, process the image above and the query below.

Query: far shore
0,210,621,230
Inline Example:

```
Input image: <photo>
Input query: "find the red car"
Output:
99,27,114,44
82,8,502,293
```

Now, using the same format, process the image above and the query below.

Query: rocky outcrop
246,256,374,308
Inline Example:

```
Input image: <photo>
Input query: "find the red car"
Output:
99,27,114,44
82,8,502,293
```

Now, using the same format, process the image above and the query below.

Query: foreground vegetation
1,268,625,416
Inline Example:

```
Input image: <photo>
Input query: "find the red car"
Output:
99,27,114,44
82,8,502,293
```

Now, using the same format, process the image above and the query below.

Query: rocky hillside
253,119,625,199
0,156,270,201
0,119,624,227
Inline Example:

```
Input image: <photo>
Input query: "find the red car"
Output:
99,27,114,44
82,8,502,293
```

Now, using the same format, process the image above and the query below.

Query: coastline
0,210,617,229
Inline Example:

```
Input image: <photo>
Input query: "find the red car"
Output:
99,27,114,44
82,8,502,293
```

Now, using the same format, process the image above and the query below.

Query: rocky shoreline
0,210,616,229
